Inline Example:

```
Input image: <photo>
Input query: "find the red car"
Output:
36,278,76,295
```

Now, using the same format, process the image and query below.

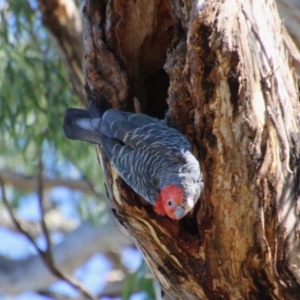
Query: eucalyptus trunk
83,0,300,298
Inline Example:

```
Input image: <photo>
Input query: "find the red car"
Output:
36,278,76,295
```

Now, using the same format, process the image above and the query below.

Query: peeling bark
82,0,300,298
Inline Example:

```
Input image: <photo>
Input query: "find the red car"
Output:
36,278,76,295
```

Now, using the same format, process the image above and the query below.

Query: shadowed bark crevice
103,0,175,114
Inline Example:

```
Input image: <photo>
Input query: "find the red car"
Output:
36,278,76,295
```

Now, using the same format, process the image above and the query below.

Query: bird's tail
63,106,102,144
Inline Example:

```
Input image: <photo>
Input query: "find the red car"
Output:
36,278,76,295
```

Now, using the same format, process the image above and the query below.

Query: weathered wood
83,0,300,298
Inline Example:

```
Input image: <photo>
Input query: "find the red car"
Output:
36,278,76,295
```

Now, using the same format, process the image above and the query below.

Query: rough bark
83,0,300,299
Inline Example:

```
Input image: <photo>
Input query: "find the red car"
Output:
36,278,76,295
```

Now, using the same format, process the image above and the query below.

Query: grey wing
127,115,191,152
101,110,158,138
101,110,191,153
112,122,191,153
111,147,169,204
141,123,192,152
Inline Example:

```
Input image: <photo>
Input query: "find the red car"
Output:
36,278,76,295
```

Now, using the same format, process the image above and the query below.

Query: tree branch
37,276,144,300
0,208,77,237
0,169,102,197
0,175,96,299
0,219,131,295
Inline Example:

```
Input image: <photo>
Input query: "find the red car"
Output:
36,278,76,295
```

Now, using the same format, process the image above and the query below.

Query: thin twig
70,159,104,199
0,172,97,300
37,289,75,300
37,159,53,259
0,175,43,255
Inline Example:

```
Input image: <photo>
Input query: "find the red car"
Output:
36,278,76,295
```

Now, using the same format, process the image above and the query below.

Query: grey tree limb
0,169,101,197
0,220,131,295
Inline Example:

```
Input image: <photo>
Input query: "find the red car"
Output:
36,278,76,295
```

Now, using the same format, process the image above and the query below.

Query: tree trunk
82,0,300,298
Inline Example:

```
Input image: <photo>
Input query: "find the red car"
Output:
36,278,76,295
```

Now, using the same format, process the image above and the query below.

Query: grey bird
63,104,203,220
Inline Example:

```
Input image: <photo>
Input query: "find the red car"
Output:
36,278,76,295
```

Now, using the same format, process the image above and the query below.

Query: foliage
0,0,100,183
0,1,155,299
122,262,156,300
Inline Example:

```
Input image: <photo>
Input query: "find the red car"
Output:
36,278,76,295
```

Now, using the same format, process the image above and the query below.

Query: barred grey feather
63,104,202,213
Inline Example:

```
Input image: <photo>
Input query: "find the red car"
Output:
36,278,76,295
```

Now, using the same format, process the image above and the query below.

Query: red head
154,185,186,220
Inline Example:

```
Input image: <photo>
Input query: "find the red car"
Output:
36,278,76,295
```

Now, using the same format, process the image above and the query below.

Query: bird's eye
167,200,173,206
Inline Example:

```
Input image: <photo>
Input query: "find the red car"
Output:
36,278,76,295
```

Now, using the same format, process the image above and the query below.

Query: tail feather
100,135,120,161
88,103,103,118
64,108,90,120
101,110,134,138
63,108,102,144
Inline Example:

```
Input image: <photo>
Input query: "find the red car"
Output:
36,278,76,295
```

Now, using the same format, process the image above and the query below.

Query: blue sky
0,190,145,299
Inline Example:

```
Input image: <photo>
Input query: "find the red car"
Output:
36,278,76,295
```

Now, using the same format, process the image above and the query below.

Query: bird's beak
183,198,194,211
174,205,189,220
